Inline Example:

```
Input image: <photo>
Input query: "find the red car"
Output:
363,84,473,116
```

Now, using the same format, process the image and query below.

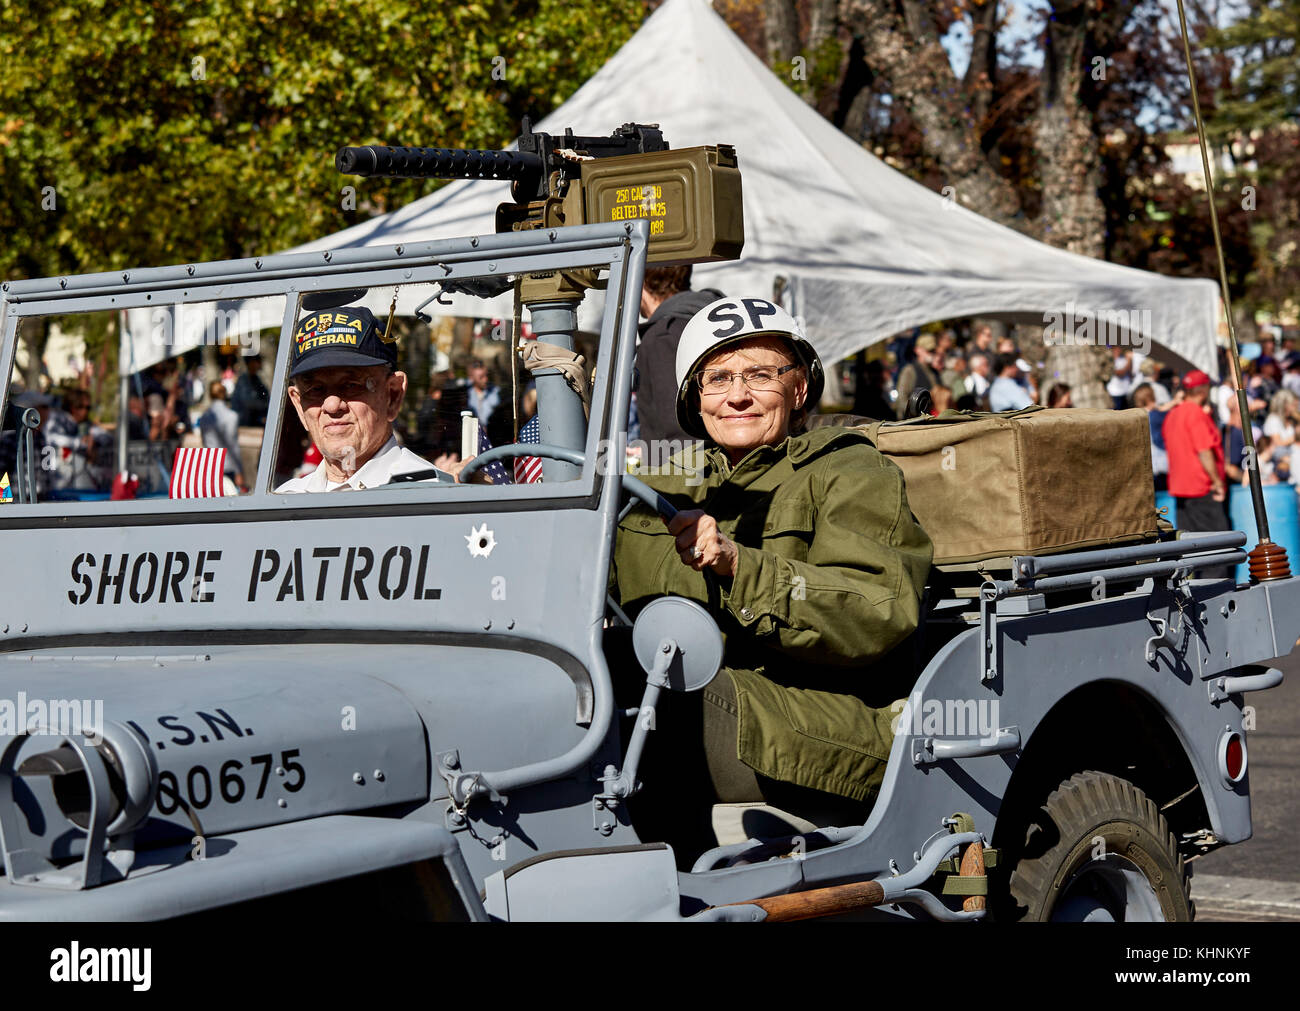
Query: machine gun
336,119,743,269
337,121,744,481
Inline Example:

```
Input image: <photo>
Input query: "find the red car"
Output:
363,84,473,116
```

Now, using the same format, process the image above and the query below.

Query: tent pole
117,372,129,475
117,311,130,476
1173,0,1289,582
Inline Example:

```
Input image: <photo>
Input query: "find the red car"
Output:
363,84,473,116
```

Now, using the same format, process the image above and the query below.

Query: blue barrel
1155,490,1175,527
1227,483,1300,582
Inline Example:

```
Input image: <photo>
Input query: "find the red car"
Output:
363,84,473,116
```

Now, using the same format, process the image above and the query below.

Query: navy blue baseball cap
289,306,398,377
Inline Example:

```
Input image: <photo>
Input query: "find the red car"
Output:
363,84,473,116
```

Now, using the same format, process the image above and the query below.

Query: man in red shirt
1162,369,1230,576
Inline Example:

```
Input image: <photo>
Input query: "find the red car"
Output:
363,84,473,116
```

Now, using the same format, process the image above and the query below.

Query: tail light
1218,728,1247,785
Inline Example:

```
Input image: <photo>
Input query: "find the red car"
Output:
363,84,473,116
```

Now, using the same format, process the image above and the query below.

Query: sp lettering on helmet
673,295,825,440
705,298,781,340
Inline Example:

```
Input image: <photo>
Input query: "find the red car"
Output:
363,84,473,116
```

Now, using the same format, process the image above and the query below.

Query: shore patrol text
65,546,442,605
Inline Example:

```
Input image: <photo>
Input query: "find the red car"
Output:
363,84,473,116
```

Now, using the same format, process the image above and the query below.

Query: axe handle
960,838,986,912
717,879,887,922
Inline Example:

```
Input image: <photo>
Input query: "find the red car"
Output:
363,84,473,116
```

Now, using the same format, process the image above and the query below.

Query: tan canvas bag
855,406,1162,565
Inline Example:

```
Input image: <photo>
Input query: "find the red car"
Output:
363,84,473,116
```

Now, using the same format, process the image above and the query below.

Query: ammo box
851,406,1162,566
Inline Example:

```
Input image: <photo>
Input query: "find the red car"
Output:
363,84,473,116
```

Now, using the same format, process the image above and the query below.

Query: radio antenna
1173,0,1290,581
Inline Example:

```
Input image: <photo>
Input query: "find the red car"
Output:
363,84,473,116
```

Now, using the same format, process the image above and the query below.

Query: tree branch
964,0,1000,126
897,0,943,44
808,0,840,51
843,0,1021,223
763,0,801,66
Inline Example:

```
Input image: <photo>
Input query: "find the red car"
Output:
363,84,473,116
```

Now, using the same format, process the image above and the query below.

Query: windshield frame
0,222,645,524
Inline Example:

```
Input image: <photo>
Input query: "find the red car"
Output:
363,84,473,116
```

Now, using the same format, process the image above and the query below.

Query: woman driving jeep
609,296,933,844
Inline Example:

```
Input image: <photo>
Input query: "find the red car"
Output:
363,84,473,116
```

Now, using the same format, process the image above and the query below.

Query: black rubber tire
1007,771,1193,922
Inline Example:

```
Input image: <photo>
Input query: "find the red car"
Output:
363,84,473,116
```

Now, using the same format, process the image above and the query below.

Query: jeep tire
1007,771,1193,922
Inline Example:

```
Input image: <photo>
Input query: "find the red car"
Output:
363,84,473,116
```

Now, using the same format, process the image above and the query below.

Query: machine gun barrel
335,144,544,182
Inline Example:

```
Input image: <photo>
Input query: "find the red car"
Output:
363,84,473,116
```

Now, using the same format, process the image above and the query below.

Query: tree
0,1,643,277
732,0,1244,406
1032,0,1133,408
742,1,1133,405
0,1,643,393
1208,0,1299,138
1206,0,1300,319
1097,4,1257,323
839,0,1023,222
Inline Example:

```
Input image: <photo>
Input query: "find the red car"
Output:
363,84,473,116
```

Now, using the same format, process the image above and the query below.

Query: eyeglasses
295,376,380,407
694,363,800,395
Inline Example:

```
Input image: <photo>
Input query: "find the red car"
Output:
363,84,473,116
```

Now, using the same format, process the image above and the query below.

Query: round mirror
631,596,723,692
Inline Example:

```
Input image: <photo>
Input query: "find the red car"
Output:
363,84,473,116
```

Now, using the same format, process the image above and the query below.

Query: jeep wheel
1007,771,1193,922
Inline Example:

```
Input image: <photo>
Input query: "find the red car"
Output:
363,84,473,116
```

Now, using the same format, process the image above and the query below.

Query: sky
939,0,1252,130
942,0,1048,78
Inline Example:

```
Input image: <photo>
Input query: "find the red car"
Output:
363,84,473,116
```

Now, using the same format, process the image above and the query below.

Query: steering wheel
460,443,677,520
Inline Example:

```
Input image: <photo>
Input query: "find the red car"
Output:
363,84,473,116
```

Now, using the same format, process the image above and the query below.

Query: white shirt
1213,383,1234,425
1107,353,1133,398
1263,413,1295,444
1106,373,1133,399
989,375,1032,412
467,384,501,427
275,436,440,493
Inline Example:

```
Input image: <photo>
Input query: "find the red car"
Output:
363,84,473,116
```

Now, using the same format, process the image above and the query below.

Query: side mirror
15,407,42,504
631,596,722,692
602,598,723,803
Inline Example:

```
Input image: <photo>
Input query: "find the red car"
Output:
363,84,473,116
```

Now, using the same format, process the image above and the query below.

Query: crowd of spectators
845,323,1300,507
4,335,551,499
406,355,541,469
1198,335,1300,491
0,351,264,498
9,316,1299,503
1126,335,1300,495
849,323,1059,420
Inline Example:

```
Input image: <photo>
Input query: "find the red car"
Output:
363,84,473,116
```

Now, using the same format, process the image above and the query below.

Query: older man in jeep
276,306,442,493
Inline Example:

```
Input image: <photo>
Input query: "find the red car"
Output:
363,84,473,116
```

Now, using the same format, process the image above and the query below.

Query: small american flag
513,414,543,484
170,447,227,498
475,427,513,485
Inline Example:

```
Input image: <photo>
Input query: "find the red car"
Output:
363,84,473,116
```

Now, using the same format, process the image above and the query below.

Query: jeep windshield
0,223,644,514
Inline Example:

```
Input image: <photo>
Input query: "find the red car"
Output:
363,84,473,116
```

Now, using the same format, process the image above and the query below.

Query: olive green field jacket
610,426,933,800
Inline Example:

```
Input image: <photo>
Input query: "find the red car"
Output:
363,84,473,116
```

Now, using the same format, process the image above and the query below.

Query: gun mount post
526,299,585,483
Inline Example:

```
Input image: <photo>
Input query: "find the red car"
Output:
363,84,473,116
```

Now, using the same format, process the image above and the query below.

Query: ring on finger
689,546,701,560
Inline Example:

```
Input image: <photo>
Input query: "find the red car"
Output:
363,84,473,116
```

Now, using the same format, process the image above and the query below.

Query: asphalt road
1191,647,1300,920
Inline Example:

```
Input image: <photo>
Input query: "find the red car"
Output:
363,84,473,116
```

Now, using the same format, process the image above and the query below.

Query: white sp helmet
674,296,824,439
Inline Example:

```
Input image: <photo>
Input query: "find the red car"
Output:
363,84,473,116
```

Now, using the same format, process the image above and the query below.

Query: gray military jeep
0,219,1291,921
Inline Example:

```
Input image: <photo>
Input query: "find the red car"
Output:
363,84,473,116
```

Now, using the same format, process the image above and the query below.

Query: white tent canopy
126,0,1219,376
